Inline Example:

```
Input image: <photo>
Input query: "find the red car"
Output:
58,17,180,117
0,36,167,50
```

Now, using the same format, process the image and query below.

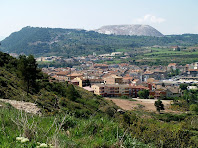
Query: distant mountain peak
95,24,163,37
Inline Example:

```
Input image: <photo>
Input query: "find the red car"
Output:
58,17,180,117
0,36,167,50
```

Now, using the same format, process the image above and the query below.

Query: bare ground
0,99,41,115
106,98,176,113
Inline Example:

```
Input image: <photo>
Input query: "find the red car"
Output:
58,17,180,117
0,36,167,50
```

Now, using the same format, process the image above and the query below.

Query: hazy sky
1,0,198,38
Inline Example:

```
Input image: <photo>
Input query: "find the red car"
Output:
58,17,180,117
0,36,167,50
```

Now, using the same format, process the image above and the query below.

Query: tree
66,84,79,101
162,83,165,87
137,89,149,99
180,83,188,91
17,55,40,95
154,99,165,113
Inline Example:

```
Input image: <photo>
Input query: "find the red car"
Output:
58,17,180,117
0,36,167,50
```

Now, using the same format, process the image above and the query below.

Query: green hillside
1,26,198,57
0,51,118,116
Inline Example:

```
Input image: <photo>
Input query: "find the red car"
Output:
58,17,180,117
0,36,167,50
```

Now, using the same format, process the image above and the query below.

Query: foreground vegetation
0,102,150,147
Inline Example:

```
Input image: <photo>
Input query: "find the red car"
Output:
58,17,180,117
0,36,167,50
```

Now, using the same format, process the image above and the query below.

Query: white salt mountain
95,25,163,37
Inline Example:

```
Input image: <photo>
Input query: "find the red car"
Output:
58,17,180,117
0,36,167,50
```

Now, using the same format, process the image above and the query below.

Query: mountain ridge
1,26,198,57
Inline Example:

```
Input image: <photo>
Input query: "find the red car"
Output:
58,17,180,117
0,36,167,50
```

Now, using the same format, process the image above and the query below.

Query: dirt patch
0,99,41,115
106,98,176,113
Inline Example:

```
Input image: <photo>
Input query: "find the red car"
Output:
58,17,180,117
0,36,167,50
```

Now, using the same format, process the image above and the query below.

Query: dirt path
106,98,175,113
0,99,41,115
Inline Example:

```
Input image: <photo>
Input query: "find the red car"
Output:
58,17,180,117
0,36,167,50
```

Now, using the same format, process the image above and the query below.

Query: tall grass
0,102,149,148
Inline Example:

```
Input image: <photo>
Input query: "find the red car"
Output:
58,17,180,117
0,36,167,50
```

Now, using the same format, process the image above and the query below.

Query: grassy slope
0,97,149,148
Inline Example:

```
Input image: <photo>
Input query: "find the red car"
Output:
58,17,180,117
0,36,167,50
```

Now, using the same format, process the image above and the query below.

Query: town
40,51,198,99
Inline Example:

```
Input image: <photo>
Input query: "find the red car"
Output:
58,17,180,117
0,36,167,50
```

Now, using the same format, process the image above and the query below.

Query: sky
1,0,198,38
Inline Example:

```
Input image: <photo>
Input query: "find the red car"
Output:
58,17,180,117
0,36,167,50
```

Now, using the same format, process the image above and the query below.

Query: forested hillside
1,26,198,57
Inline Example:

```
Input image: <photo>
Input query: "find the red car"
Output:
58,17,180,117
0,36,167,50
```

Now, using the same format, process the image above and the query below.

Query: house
89,78,104,85
187,69,198,77
184,64,190,72
187,86,198,90
131,79,141,86
93,64,108,69
70,79,80,86
171,46,180,51
130,85,150,98
83,86,94,93
167,63,177,71
143,71,154,82
74,77,91,87
51,75,68,82
104,75,123,85
149,89,166,99
166,86,181,98
57,71,70,78
66,73,83,80
153,70,167,80
122,76,133,84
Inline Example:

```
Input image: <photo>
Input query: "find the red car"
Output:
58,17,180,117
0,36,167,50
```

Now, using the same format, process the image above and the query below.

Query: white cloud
134,14,166,24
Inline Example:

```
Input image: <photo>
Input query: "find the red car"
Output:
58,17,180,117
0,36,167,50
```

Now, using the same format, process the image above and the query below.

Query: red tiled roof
188,69,198,72
168,63,177,66
57,71,69,76
66,73,83,77
123,76,133,80
94,64,108,67
144,71,153,74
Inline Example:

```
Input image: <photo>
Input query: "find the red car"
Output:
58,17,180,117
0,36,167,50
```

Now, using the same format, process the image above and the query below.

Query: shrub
137,90,149,99
190,104,198,113
149,95,154,99
154,99,164,113
123,112,137,125
105,107,116,117
121,95,129,99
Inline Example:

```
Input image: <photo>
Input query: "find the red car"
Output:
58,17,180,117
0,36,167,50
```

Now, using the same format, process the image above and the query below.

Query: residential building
91,84,149,97
171,46,180,51
167,63,177,71
104,75,123,85
66,73,83,80
93,64,108,69
74,77,91,87
149,89,166,99
187,69,198,77
187,86,198,90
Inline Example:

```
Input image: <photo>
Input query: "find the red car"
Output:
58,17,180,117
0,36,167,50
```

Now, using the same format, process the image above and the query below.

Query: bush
190,104,198,113
154,99,164,113
105,107,116,117
121,95,129,99
137,90,149,99
155,113,187,122
149,95,154,99
123,112,137,125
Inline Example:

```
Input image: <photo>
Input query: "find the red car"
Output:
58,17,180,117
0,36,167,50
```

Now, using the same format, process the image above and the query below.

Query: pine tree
17,55,39,95
66,84,79,101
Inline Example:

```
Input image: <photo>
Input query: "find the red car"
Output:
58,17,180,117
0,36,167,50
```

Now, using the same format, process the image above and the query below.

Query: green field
138,47,198,65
